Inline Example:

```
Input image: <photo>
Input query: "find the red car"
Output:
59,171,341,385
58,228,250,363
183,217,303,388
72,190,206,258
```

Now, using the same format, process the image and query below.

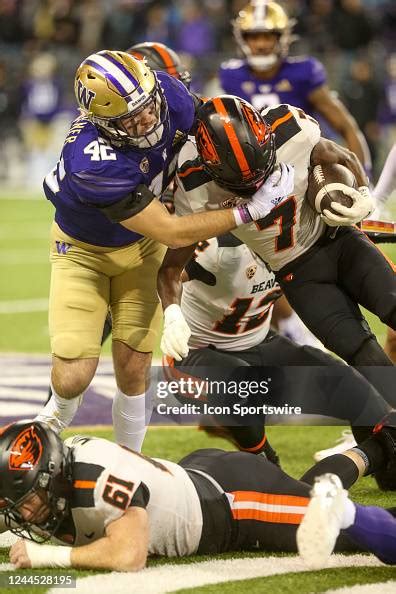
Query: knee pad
51,332,100,359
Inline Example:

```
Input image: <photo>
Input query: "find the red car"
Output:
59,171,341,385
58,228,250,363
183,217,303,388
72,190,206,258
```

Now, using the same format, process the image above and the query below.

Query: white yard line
325,583,396,594
41,554,383,594
0,299,48,314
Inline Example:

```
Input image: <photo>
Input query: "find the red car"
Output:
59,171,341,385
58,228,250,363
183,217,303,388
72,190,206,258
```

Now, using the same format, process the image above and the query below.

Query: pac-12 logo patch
9,427,43,471
246,264,257,279
76,80,96,110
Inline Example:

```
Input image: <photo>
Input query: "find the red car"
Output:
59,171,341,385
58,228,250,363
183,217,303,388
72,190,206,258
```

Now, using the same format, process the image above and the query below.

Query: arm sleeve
306,57,327,92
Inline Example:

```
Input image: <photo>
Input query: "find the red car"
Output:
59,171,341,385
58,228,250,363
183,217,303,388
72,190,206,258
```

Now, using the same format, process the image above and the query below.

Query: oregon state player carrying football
160,96,396,416
219,0,372,349
219,0,370,169
36,51,294,449
158,235,392,462
3,421,396,571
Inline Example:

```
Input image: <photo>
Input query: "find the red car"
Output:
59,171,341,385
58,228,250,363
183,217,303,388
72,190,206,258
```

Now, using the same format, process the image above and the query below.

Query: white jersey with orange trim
182,236,282,350
55,436,203,556
174,104,326,271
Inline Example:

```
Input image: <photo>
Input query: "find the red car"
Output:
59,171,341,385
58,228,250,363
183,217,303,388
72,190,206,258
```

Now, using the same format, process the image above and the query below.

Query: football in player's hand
306,163,357,214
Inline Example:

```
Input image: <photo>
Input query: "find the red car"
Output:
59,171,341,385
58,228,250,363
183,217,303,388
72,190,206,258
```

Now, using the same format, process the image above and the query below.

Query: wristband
25,541,72,568
233,205,253,226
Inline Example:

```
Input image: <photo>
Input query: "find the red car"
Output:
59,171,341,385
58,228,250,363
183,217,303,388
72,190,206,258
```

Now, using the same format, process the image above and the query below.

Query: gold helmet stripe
85,52,142,96
251,0,268,22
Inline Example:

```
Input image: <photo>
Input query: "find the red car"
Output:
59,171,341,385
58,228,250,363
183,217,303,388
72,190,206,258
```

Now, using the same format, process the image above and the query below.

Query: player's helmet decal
76,80,96,111
196,121,221,165
196,95,276,194
128,42,192,89
0,422,72,542
9,426,43,471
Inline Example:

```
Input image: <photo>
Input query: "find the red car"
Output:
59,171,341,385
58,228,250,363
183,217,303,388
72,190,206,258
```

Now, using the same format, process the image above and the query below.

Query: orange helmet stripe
212,97,252,179
270,110,293,132
152,43,178,76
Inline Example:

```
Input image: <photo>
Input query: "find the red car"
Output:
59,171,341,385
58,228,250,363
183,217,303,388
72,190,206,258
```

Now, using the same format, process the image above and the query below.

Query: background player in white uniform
158,235,391,462
3,421,396,571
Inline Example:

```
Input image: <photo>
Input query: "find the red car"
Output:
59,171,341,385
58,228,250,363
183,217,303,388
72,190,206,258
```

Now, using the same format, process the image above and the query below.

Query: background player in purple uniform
219,0,370,169
36,50,293,451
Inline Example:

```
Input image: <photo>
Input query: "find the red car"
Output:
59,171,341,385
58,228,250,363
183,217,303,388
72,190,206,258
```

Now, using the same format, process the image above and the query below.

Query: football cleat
372,411,396,490
313,430,357,462
297,473,347,569
34,413,68,435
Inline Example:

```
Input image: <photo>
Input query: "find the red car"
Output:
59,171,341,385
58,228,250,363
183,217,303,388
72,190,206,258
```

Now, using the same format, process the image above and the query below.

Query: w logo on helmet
9,427,43,471
76,80,96,111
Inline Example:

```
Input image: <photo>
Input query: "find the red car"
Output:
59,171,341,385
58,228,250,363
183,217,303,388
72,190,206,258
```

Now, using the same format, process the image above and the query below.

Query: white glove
322,185,374,227
233,163,295,225
160,304,191,361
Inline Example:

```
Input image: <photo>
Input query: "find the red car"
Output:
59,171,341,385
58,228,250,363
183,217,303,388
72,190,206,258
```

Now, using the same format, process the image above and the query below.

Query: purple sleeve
70,167,143,206
307,57,327,92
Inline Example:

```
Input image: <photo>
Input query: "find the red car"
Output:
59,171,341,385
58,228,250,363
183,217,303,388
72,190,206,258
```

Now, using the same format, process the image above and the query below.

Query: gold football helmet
233,1,295,71
74,50,169,149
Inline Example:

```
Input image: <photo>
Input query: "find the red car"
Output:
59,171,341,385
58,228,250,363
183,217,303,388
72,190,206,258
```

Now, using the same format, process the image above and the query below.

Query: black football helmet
195,95,276,194
127,42,192,89
0,421,72,542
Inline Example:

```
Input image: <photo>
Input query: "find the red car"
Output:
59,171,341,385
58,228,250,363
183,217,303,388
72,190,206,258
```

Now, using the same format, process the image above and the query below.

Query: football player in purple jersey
219,1,370,171
36,50,293,451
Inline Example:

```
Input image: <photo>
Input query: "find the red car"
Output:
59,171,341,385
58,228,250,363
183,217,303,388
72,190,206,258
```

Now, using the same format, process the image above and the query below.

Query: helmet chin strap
246,53,278,70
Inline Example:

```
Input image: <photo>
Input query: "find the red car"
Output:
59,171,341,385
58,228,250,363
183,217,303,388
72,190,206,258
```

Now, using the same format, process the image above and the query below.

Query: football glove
322,186,374,227
233,163,295,225
160,304,191,361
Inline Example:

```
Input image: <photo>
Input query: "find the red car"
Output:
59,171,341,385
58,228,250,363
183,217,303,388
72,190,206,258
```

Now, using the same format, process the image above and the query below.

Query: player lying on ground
1,420,396,571
158,235,392,469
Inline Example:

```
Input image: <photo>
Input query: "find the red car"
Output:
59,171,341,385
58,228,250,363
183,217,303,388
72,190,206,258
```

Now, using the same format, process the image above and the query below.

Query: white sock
35,383,82,430
112,390,149,452
340,496,356,529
